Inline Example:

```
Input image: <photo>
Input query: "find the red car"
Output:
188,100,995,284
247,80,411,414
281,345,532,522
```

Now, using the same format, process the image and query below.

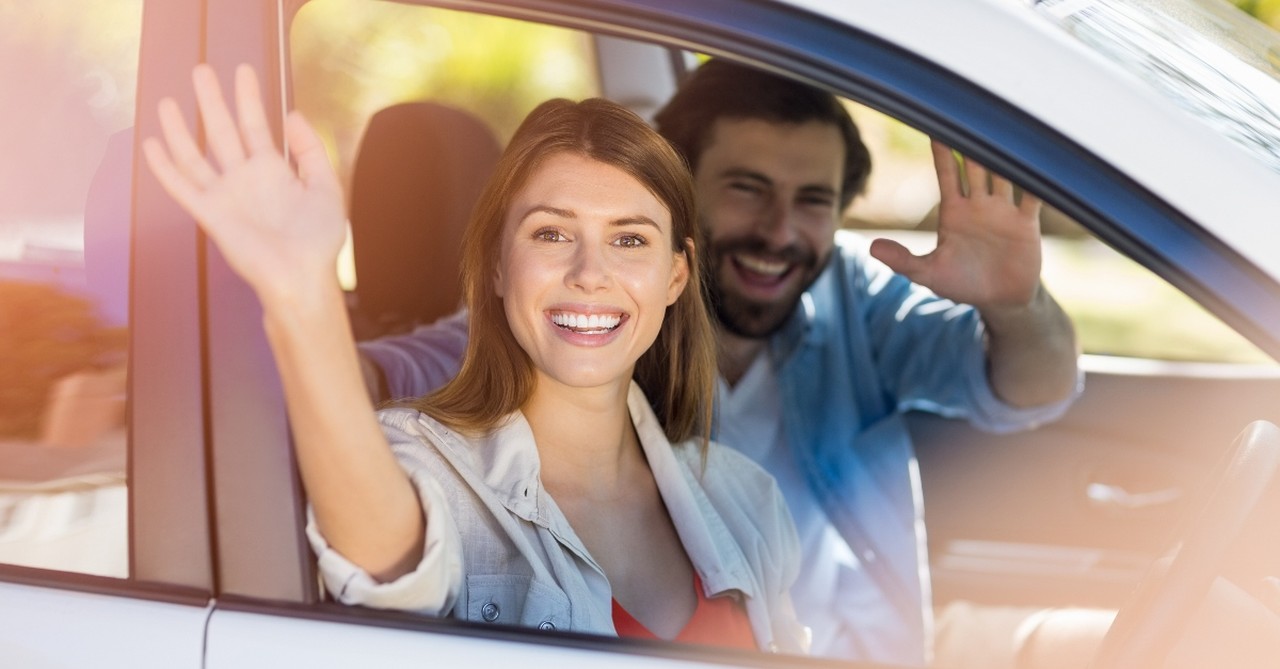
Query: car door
0,0,213,665
182,0,1280,667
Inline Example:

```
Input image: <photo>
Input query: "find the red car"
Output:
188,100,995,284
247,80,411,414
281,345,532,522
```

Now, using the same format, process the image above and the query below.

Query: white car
1,0,1278,666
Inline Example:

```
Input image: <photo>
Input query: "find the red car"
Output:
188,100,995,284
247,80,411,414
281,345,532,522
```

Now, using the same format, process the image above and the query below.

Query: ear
667,237,692,306
493,263,505,298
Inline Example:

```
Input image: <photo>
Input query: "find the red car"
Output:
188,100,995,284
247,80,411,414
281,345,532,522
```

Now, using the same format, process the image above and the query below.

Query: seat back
348,102,501,337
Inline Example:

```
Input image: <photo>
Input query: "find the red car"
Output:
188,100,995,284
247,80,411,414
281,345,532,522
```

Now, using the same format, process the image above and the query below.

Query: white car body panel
781,0,1280,280
0,582,207,668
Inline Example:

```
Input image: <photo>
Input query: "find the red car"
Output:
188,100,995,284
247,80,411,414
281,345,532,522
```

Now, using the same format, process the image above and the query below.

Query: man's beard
706,236,827,339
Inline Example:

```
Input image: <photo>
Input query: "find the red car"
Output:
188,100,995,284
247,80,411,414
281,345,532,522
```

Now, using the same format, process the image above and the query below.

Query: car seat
348,102,502,339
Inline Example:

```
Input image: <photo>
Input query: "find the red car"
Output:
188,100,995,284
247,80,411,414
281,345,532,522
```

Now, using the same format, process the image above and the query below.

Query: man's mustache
709,237,817,268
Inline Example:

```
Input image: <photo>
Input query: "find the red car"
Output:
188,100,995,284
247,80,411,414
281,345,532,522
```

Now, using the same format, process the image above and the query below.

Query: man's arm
356,308,470,403
359,351,391,405
979,281,1078,407
869,141,1079,408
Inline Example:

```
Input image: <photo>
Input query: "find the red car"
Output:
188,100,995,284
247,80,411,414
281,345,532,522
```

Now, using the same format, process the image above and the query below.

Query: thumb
869,237,929,283
285,111,340,197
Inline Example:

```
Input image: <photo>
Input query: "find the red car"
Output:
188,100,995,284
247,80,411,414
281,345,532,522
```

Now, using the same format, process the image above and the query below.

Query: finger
156,97,219,188
930,140,962,200
869,237,931,285
234,64,277,157
965,157,992,197
991,173,1015,202
285,111,341,196
142,136,211,224
192,63,247,169
1018,189,1043,218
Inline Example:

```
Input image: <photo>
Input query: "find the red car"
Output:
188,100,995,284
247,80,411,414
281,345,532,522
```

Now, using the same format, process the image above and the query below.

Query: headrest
349,102,501,337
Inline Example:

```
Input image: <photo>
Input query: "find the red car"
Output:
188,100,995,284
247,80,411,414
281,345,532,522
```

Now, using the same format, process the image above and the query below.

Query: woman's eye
615,234,647,248
533,228,565,242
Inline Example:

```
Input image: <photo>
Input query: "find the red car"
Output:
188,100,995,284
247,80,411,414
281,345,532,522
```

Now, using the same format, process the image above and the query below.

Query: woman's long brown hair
410,98,716,447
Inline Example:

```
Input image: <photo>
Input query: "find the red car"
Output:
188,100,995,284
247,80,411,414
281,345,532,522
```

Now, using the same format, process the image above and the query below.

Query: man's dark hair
654,59,872,210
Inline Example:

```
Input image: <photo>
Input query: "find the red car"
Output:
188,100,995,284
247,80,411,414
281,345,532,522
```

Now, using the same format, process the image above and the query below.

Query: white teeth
551,311,622,332
735,254,789,276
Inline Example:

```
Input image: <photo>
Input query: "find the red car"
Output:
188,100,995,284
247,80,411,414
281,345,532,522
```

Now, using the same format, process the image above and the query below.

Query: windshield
1033,0,1280,173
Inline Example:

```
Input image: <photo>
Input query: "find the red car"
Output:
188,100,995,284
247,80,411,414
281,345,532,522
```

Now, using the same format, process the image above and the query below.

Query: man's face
694,117,845,339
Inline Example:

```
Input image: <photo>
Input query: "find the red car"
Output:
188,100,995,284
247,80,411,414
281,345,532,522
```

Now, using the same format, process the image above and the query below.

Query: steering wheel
1090,420,1280,668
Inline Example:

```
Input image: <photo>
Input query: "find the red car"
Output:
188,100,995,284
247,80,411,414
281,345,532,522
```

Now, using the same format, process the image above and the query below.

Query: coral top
612,573,757,650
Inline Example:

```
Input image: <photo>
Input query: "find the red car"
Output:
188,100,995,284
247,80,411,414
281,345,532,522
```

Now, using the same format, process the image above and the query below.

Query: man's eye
799,196,835,208
533,228,565,242
728,182,764,196
615,234,648,248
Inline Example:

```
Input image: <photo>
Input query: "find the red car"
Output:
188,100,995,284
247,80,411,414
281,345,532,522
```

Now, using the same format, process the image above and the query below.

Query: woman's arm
143,63,423,581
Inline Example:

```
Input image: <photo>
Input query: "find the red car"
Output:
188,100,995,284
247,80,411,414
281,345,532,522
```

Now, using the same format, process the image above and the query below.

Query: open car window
223,2,1280,668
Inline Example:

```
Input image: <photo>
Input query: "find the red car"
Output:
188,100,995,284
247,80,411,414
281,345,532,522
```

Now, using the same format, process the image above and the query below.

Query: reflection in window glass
0,0,139,578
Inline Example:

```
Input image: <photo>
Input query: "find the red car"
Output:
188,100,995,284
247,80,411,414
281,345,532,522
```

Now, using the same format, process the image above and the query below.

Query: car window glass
0,1,138,577
842,102,1273,365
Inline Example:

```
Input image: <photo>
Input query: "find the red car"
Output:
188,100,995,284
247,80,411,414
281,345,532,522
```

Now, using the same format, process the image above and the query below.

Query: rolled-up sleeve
305,412,465,614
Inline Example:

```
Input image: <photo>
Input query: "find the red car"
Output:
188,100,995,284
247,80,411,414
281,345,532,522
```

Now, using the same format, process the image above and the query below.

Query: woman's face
496,151,689,393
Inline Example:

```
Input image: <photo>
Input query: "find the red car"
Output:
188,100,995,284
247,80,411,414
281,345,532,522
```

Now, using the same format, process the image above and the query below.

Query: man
360,60,1081,665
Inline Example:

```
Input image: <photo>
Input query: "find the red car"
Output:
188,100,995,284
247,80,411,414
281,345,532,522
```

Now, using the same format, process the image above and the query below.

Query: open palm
143,64,347,307
870,140,1043,311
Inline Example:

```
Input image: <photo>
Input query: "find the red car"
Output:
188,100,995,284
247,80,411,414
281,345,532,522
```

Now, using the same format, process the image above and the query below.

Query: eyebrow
519,205,662,230
720,168,838,199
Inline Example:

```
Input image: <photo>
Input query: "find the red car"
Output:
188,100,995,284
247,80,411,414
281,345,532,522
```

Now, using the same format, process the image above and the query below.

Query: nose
755,195,799,250
565,240,611,292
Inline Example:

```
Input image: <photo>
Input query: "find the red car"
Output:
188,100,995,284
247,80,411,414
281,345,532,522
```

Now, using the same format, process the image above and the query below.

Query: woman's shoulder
375,406,481,470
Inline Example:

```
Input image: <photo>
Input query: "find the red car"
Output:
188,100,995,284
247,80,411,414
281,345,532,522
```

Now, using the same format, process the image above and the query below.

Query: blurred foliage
0,282,127,439
290,0,598,188
1234,0,1280,28
1044,239,1272,363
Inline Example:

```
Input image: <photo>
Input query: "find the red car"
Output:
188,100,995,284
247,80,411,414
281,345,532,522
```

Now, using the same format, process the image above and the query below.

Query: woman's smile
496,151,687,390
548,308,629,342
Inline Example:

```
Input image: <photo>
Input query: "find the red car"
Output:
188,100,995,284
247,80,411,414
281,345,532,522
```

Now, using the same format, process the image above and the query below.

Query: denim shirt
306,382,808,654
767,232,1078,665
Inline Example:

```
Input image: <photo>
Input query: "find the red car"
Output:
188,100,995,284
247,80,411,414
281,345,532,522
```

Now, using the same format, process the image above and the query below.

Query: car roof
775,0,1280,282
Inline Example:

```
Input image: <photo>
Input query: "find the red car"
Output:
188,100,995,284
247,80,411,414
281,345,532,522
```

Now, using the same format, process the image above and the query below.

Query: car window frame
196,0,1280,664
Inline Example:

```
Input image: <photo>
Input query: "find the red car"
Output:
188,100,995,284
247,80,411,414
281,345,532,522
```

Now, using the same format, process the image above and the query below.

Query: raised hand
869,140,1043,312
143,64,347,307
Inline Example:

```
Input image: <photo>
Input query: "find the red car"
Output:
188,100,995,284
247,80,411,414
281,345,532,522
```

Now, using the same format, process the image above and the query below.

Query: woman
144,64,806,652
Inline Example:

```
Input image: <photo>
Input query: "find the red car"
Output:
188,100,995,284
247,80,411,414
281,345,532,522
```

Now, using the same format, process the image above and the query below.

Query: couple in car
144,58,1275,668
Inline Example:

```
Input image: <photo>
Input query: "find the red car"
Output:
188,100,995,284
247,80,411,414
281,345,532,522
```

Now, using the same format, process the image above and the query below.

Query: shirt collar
627,383,758,601
452,381,758,600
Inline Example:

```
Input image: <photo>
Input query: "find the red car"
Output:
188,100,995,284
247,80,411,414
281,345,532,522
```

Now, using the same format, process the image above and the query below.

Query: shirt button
481,602,500,622
538,621,556,631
